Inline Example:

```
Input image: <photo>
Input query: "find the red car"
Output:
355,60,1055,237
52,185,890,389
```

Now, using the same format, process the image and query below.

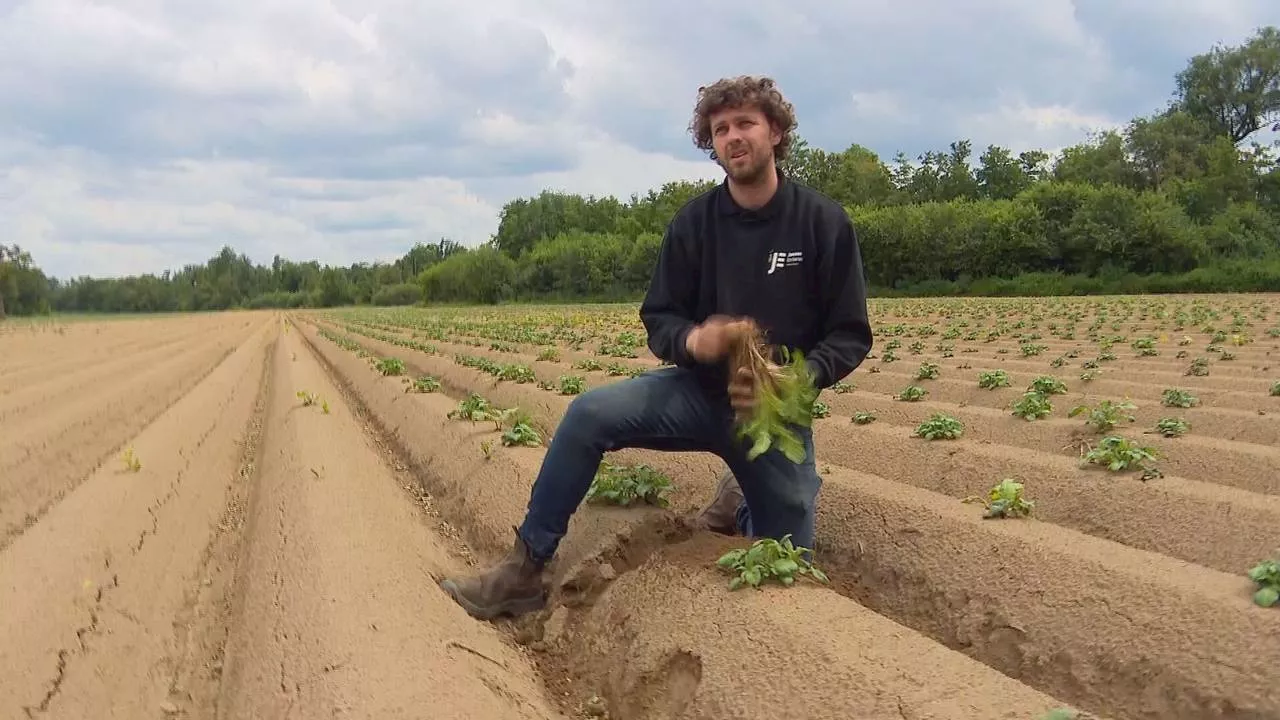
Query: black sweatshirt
640,171,875,395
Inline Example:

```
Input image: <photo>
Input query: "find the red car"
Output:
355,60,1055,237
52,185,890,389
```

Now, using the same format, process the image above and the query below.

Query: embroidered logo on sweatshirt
766,251,803,274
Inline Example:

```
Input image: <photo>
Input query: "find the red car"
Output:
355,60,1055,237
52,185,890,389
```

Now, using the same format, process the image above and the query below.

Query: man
439,75,873,621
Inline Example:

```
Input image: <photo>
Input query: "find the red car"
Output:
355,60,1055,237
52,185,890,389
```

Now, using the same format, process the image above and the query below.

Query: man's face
709,104,780,184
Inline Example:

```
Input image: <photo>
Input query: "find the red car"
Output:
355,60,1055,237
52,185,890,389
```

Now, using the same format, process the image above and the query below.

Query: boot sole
439,579,546,620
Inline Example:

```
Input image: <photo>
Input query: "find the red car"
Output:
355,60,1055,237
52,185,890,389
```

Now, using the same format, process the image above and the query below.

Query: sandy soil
296,317,1090,720
3,301,1275,720
215,320,563,720
0,313,275,717
308,309,1280,720
324,321,1280,574
0,313,263,550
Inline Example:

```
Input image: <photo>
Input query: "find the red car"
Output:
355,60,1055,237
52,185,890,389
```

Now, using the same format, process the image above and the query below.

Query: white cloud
0,0,1273,278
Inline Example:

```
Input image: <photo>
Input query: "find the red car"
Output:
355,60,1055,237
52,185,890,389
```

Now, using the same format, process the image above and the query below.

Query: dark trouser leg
723,426,821,552
440,367,731,620
517,366,731,561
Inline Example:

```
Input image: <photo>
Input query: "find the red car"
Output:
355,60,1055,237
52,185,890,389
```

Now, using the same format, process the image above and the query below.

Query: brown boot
439,528,547,620
695,468,743,535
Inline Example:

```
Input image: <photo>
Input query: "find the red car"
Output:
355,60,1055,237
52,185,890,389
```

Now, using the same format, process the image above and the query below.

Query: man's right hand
685,315,751,363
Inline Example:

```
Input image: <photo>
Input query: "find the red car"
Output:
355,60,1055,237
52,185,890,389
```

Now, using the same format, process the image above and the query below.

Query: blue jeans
516,366,822,562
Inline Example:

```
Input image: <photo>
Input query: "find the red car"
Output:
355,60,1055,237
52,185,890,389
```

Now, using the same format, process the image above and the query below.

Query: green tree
1175,26,1280,143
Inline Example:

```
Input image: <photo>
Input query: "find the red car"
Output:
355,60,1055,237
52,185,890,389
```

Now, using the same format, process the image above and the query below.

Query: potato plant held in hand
727,321,819,463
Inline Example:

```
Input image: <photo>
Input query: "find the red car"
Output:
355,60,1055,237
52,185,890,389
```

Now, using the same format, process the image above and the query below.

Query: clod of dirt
582,694,608,717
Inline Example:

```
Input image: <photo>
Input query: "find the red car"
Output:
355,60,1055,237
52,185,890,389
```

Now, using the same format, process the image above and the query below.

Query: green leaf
772,558,800,577
1254,586,1279,607
1248,562,1277,583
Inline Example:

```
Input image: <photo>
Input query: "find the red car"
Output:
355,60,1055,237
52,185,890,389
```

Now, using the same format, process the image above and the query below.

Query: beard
721,146,774,185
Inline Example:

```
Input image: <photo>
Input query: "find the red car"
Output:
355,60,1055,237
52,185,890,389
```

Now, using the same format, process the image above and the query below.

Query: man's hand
684,315,751,363
728,366,756,415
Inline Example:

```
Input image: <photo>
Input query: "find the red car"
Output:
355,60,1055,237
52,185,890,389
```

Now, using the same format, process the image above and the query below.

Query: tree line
2,26,1278,317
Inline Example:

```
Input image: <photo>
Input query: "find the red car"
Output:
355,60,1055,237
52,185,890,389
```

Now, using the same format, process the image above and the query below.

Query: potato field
2,294,1278,720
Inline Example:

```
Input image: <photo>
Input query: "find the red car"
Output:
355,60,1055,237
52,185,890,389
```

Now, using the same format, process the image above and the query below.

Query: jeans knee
557,386,623,448
562,387,609,427
776,484,817,520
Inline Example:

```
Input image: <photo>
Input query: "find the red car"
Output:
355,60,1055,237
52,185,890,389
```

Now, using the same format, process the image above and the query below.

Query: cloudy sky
0,0,1273,279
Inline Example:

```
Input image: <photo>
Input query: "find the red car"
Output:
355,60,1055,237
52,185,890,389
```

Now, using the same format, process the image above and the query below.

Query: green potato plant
585,462,673,507
728,323,820,464
1247,557,1280,608
716,535,829,590
963,479,1034,519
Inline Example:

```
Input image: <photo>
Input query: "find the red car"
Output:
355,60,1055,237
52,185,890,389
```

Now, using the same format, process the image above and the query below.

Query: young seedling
375,357,406,376
501,422,541,447
1011,391,1052,420
830,380,855,394
1068,399,1137,433
557,375,586,395
1028,375,1068,395
810,400,830,419
406,375,441,393
296,390,330,413
977,369,1010,389
896,384,927,402
1131,336,1158,356
1270,381,1280,397
913,413,963,440
1081,436,1160,475
715,535,829,590
585,462,673,507
497,364,536,383
962,478,1034,519
851,411,876,424
1247,556,1280,608
1150,417,1189,437
122,447,142,473
915,362,940,380
448,393,497,422
1185,357,1210,376
727,322,820,463
604,361,633,376
1161,388,1199,408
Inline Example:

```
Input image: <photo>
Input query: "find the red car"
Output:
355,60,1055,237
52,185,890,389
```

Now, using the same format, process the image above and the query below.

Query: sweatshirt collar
716,166,790,220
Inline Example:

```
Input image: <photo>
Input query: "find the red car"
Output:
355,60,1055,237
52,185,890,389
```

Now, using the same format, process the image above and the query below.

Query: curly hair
688,75,798,163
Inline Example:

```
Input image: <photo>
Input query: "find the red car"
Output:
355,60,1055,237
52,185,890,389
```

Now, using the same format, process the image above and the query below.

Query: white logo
766,251,803,275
